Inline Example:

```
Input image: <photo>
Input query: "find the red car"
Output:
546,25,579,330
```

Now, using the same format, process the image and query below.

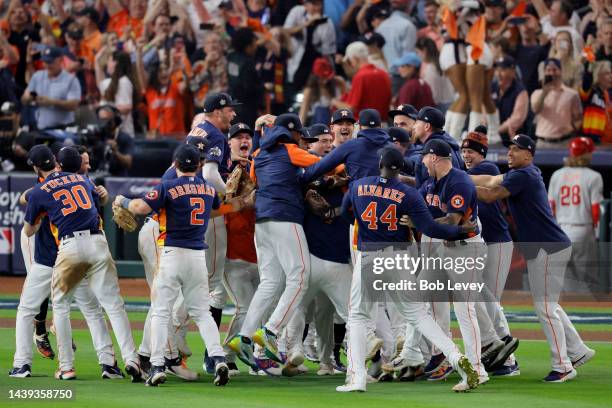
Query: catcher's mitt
225,166,256,202
305,189,333,223
112,205,138,232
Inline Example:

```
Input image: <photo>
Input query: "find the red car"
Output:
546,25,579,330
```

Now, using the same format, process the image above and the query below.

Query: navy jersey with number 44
144,176,220,250
25,172,101,239
342,176,464,250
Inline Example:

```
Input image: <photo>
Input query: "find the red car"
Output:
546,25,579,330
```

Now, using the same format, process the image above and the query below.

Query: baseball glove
305,189,333,223
112,206,138,232
225,166,256,202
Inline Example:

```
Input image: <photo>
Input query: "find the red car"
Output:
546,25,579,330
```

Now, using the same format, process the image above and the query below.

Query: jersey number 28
560,185,581,206
360,202,398,231
52,185,93,216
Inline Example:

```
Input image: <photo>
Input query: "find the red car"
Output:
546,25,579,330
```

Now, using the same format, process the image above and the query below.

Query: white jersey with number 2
548,166,603,225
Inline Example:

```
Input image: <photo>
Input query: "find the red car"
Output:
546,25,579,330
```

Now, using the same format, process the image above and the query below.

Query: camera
544,74,554,84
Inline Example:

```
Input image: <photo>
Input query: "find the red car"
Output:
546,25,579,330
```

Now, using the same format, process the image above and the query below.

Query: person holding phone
530,58,583,145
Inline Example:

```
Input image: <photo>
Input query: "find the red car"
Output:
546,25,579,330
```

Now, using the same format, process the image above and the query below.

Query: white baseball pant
240,221,310,337
137,218,188,359
206,216,228,310
20,228,35,274
150,247,225,367
559,224,597,292
52,231,138,372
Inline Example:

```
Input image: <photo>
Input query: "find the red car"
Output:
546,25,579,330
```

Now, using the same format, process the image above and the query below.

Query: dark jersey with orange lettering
419,168,479,240
341,176,463,250
25,172,101,240
144,175,220,250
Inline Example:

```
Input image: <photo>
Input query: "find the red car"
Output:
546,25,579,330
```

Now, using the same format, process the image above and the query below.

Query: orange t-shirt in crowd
108,9,144,38
83,30,102,57
145,80,186,136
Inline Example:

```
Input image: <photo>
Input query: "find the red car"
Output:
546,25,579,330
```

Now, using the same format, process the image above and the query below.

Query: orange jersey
108,9,144,39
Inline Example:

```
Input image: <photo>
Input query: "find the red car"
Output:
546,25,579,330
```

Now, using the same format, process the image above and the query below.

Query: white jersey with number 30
548,166,603,225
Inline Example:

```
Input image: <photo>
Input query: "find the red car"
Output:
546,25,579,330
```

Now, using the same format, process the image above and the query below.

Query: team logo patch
451,195,465,209
189,127,208,137
146,190,159,200
209,146,222,157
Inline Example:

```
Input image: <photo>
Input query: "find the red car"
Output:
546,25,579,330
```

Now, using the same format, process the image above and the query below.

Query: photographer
93,104,134,176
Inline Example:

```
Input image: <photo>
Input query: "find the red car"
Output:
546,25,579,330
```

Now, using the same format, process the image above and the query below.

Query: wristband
121,197,131,209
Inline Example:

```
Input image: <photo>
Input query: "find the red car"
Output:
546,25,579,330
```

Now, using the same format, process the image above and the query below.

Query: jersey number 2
560,185,581,206
360,202,398,231
190,198,205,225
52,185,93,216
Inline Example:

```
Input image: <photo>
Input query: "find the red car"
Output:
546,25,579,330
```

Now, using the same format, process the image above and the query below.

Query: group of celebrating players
9,91,601,393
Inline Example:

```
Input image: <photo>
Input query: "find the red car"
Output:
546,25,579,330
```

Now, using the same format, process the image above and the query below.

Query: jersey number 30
190,198,206,225
360,202,398,231
52,185,93,216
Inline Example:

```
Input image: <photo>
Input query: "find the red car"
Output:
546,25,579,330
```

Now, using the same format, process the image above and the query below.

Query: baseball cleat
317,363,335,376
382,357,411,373
33,332,55,360
481,339,505,369
253,328,282,363
9,364,32,378
427,363,454,381
227,336,258,370
304,343,319,363
101,362,125,379
145,365,166,387
336,377,366,393
165,357,198,381
486,337,520,371
256,358,282,376
453,356,478,392
125,360,145,383
138,354,151,381
492,362,520,376
227,362,240,377
281,363,300,377
213,358,229,386
393,335,405,360
479,374,490,385
203,350,215,374
365,334,383,362
377,372,394,382
424,353,446,375
572,348,595,368
398,365,426,382
333,356,347,374
287,351,304,367
55,368,76,380
543,369,577,383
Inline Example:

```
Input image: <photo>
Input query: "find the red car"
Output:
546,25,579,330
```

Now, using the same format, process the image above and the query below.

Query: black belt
60,230,103,241
443,240,468,247
535,134,574,143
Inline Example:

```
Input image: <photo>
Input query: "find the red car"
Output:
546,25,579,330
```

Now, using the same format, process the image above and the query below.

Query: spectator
374,0,417,75
190,31,229,109
484,0,506,40
393,52,434,110
141,14,173,69
415,37,454,112
227,27,264,128
21,46,81,131
531,58,583,144
75,7,102,57
491,56,529,140
96,104,134,176
361,32,388,72
513,14,549,95
539,30,583,89
594,17,611,61
103,0,147,39
417,0,443,50
63,23,92,74
0,25,18,72
97,50,138,136
255,26,292,115
299,57,342,125
6,3,41,93
284,0,336,95
331,41,391,120
580,60,612,143
356,1,390,35
532,0,583,51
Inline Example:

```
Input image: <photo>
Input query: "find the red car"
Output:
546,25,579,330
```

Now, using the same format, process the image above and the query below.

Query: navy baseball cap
360,32,386,49
379,147,405,171
510,134,536,155
388,127,411,144
41,46,64,63
229,122,254,138
202,92,242,113
494,56,516,69
416,107,445,129
388,104,418,120
275,113,304,133
359,109,381,127
307,124,331,138
421,139,452,158
331,109,356,124
185,135,209,158
174,144,201,170
57,146,82,173
27,144,56,170
300,127,320,143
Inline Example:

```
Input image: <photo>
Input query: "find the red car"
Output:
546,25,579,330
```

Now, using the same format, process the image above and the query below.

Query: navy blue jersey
144,176,220,250
341,176,463,250
420,168,479,240
25,172,101,240
414,131,465,188
162,165,205,182
188,120,232,180
24,185,59,268
467,161,511,243
502,164,570,259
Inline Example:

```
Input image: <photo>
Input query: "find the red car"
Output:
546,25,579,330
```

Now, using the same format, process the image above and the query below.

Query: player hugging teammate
9,94,598,391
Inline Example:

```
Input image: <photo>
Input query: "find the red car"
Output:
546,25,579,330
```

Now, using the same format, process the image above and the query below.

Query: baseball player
337,147,479,392
548,137,603,292
21,145,143,381
472,134,595,382
330,109,357,148
228,113,332,367
461,129,520,376
115,144,249,387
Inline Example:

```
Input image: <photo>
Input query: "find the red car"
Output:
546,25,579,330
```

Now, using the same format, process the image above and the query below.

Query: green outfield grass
0,312,610,408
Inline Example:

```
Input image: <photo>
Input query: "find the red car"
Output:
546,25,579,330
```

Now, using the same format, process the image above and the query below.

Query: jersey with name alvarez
25,172,101,239
342,176,463,250
144,175,220,250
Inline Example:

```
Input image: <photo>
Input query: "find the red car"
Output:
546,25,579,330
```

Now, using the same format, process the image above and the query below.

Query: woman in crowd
416,36,454,113
540,30,583,89
298,56,343,125
580,60,612,143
